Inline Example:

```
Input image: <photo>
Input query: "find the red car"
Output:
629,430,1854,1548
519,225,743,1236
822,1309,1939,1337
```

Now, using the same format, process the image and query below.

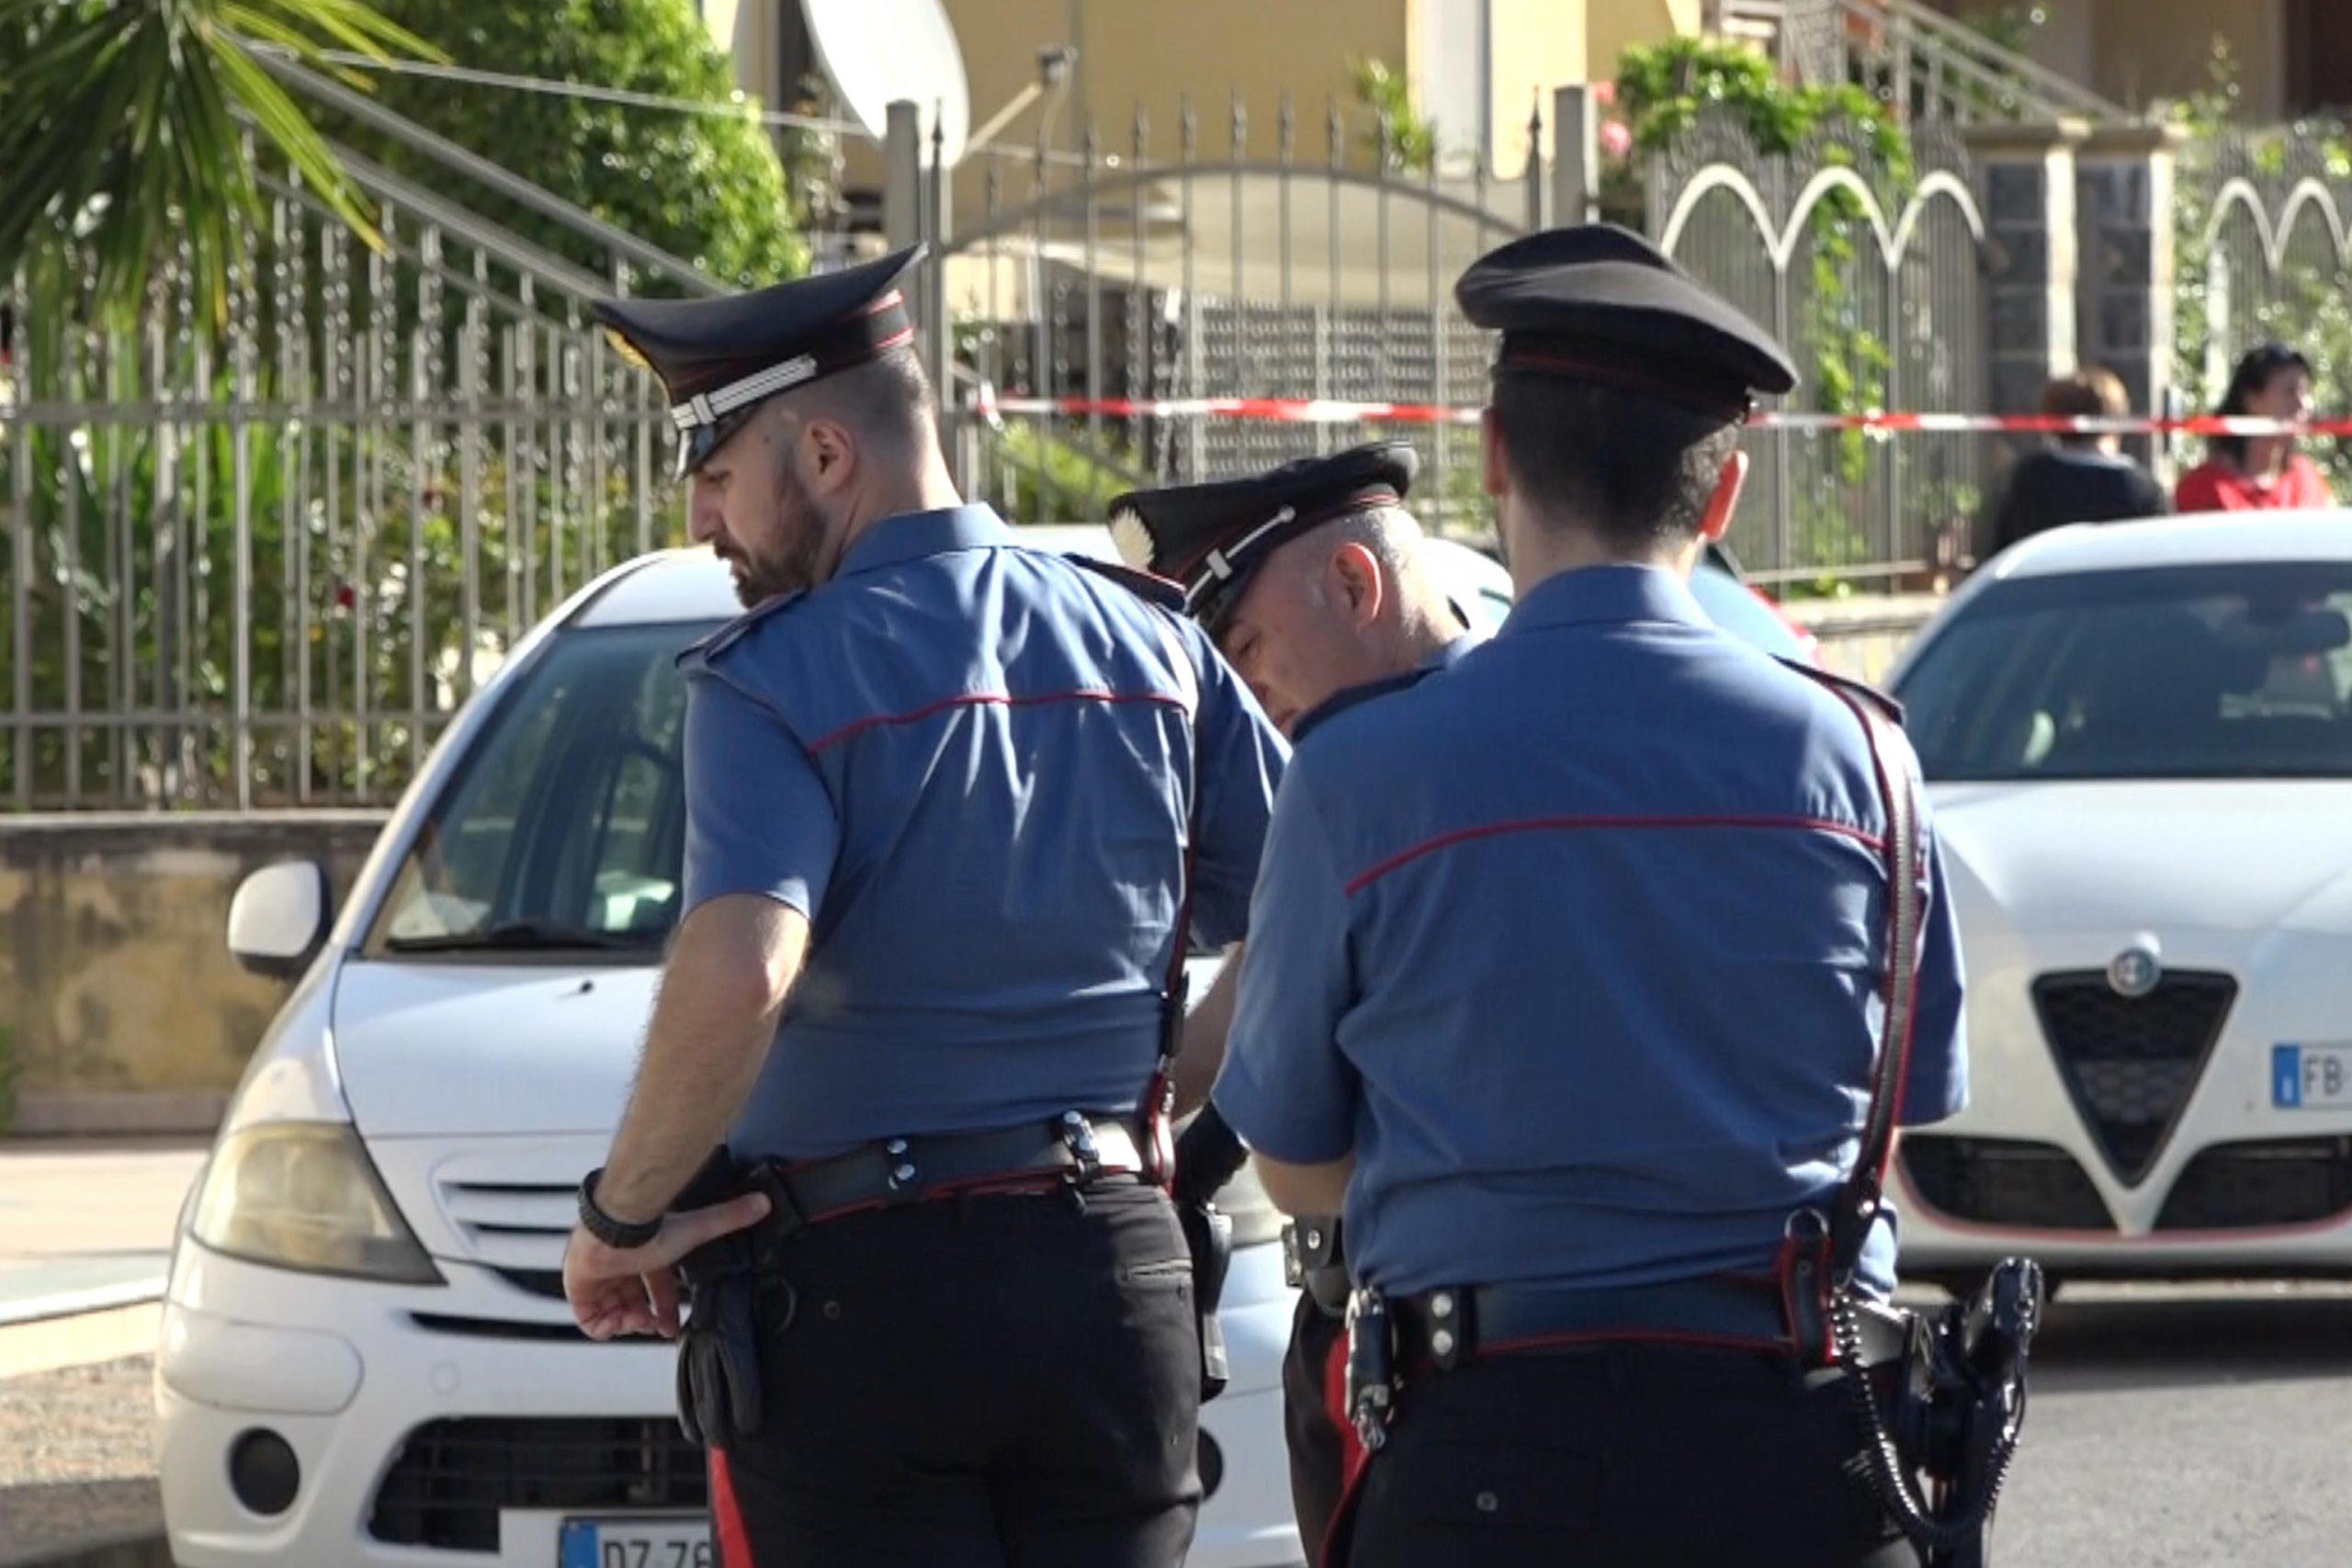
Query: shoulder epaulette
1776,657,1905,724
1066,554,1187,612
675,588,808,668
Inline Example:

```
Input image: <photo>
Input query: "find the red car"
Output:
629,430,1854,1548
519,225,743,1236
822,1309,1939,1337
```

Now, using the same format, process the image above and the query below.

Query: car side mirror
228,861,332,980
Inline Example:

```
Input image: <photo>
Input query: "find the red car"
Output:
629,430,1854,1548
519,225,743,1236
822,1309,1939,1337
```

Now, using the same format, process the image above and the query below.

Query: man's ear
1329,542,1385,626
1481,405,1508,498
801,413,856,496
1698,448,1748,543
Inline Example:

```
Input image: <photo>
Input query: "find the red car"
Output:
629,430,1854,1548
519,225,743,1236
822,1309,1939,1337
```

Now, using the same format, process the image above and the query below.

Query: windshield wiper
385,919,656,954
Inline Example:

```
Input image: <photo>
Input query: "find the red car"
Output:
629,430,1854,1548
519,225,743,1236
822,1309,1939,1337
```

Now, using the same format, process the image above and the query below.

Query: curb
0,1303,163,1382
0,1280,167,1332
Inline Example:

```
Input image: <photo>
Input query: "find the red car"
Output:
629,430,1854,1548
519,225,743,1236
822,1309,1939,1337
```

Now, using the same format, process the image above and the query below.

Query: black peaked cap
595,245,924,478
1456,224,1796,418
1107,443,1419,629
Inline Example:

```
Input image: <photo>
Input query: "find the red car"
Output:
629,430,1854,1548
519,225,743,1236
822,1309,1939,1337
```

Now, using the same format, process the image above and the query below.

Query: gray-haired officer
1214,225,1967,1566
1108,441,1476,1558
559,246,1286,1567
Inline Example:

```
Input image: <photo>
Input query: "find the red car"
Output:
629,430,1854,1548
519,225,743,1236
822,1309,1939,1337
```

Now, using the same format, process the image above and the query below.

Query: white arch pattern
2199,175,2352,271
1657,164,1988,272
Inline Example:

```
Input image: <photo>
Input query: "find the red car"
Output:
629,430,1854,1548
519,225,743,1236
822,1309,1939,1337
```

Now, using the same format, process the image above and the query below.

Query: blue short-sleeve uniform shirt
680,504,1286,1160
1215,563,1965,1298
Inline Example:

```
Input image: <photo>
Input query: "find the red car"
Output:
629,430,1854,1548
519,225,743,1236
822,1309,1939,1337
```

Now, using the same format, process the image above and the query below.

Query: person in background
1984,367,2168,556
2176,342,2335,513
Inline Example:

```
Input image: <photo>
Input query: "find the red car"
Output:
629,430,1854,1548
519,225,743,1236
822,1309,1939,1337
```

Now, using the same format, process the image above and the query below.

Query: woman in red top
2176,343,2335,512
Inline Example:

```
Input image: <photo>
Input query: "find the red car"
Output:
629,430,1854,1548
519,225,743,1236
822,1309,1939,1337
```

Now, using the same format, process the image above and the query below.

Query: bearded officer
1213,225,1967,1566
559,245,1286,1568
1105,440,1475,1560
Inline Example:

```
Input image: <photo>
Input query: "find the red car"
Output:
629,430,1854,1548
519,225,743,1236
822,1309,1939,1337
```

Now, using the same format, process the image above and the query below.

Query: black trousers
711,1177,1202,1568
1279,1292,1351,1558
1346,1342,1916,1568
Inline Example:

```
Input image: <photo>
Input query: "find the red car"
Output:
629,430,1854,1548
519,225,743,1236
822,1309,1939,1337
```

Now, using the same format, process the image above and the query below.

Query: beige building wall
1486,0,1589,175
706,0,782,102
1585,0,1702,85
2013,0,2288,118
2022,0,2095,91
737,0,1683,183
950,0,1412,164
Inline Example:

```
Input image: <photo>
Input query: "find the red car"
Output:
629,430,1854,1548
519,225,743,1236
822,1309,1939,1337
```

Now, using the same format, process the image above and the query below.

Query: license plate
558,1517,712,1568
2271,1043,2352,1108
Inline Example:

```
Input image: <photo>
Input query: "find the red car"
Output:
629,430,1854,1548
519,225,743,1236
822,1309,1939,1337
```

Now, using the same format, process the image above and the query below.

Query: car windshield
368,621,720,957
1898,561,2352,781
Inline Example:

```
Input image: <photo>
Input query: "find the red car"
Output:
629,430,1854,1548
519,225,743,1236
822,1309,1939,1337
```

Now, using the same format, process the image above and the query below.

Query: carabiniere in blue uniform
1213,226,1971,1568
576,246,1285,1568
1108,441,1479,1562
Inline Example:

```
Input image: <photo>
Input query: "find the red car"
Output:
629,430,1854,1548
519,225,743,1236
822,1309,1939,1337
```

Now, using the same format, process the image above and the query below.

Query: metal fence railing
6,69,2018,812
0,125,707,811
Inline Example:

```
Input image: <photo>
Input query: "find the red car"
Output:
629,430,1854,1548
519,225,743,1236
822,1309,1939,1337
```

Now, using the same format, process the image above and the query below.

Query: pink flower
1600,119,1634,159
1592,81,1617,106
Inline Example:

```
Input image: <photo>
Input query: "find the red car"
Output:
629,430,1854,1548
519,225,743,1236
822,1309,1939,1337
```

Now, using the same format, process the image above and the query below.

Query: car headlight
189,1122,442,1284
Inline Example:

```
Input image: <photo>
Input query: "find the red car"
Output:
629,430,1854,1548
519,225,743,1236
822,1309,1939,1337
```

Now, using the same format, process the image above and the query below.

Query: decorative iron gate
1645,108,1990,583
2183,125,2352,500
916,96,1542,538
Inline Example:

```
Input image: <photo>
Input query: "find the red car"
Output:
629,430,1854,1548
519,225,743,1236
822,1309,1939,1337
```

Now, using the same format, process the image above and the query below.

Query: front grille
2033,971,2237,1185
2157,1138,2352,1230
368,1417,704,1551
1899,1135,2115,1230
491,1267,570,1300
410,1313,591,1342
436,1179,576,1264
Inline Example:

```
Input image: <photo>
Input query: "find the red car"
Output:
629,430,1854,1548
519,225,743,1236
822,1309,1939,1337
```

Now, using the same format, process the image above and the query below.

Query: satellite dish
800,0,972,168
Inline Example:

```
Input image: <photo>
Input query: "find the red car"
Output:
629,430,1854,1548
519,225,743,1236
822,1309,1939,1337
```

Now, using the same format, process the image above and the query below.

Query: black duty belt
1282,1214,1351,1316
1387,1276,1913,1372
751,1111,1148,1236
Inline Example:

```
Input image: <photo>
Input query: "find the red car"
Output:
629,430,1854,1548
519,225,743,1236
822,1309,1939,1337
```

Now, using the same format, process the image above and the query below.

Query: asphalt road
1981,1281,2352,1567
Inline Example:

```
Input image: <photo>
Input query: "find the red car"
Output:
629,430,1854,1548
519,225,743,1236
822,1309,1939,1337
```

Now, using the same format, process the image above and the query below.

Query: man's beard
727,469,829,607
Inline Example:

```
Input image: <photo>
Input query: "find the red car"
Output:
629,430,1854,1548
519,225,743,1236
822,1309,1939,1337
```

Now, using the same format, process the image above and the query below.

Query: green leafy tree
355,0,808,289
0,0,437,335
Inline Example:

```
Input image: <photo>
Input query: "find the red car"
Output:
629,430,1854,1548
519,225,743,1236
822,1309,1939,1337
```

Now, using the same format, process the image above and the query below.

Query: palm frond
0,0,438,340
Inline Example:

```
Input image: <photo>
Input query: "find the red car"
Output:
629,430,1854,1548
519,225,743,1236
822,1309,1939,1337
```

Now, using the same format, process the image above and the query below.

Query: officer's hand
561,1193,771,1341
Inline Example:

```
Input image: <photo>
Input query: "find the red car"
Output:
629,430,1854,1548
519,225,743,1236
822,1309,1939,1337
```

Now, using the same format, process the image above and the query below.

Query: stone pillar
1966,119,2088,424
1553,85,1600,227
2076,122,2189,478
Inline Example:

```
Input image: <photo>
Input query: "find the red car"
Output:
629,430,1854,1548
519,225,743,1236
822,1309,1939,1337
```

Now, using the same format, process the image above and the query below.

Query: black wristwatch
578,1168,664,1249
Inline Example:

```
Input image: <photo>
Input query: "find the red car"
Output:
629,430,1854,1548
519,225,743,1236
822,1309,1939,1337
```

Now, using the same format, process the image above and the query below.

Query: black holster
1177,1197,1233,1402
1283,1215,1351,1317
670,1150,783,1450
1843,1257,2044,1568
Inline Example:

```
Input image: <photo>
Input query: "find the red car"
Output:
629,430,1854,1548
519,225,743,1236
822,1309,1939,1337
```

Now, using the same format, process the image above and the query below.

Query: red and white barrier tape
971,389,2352,438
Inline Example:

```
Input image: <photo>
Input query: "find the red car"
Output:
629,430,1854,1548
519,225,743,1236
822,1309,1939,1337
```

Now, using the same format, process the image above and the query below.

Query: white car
153,519,1817,1567
1888,510,2352,1285
157,526,1307,1568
